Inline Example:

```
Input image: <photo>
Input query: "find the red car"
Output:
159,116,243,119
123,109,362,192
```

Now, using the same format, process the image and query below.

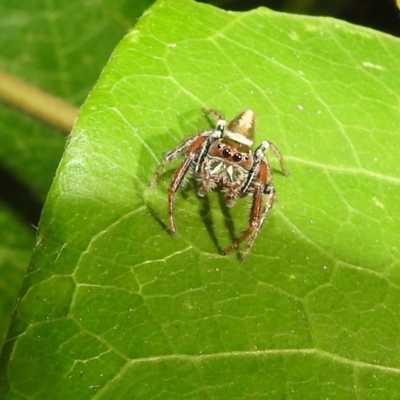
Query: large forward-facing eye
222,148,232,158
232,153,242,162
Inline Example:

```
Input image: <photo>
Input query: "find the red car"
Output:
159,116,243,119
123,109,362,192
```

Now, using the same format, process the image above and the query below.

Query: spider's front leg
222,181,275,260
149,117,225,188
151,135,210,234
149,134,202,188
202,108,226,134
222,153,275,259
241,184,276,260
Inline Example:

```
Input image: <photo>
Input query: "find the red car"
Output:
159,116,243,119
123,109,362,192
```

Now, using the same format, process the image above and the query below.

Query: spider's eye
232,153,242,162
217,143,222,149
222,148,232,158
244,155,249,161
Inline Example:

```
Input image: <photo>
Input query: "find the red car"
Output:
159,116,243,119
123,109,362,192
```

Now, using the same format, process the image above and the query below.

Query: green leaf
0,0,152,355
0,205,34,346
3,0,400,398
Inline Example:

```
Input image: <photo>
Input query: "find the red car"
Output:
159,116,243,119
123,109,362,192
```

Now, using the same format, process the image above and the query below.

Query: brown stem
0,70,79,134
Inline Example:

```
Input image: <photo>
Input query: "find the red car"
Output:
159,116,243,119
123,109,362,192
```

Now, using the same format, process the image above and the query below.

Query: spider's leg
265,140,290,176
240,184,275,260
222,159,274,259
167,156,193,234
221,182,265,257
149,134,197,187
149,131,215,187
202,108,225,122
166,136,209,234
222,158,272,259
202,108,226,135
193,129,222,174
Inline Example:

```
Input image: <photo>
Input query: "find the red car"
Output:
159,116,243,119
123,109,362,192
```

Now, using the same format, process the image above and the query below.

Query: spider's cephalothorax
149,109,289,260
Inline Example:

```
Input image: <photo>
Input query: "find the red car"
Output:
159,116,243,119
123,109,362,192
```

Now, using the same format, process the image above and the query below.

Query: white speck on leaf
362,61,384,70
372,197,384,209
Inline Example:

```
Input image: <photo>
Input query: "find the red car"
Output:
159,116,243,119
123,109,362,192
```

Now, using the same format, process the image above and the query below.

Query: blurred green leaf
2,0,400,398
0,204,33,346
0,0,152,361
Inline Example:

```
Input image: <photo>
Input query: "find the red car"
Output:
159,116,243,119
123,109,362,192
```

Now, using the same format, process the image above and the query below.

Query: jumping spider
149,108,289,260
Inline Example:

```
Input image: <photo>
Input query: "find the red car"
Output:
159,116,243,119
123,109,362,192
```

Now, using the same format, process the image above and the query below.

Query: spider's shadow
198,191,237,255
149,170,239,255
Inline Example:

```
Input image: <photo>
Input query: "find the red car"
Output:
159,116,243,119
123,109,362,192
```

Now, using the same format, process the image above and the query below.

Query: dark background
202,0,400,36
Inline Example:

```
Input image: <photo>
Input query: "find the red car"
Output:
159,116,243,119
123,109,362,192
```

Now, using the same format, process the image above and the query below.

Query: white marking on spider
226,165,234,180
217,119,226,131
225,131,253,146
210,162,223,174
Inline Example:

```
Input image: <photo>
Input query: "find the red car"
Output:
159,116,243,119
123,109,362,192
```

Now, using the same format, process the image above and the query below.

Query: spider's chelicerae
149,108,289,260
